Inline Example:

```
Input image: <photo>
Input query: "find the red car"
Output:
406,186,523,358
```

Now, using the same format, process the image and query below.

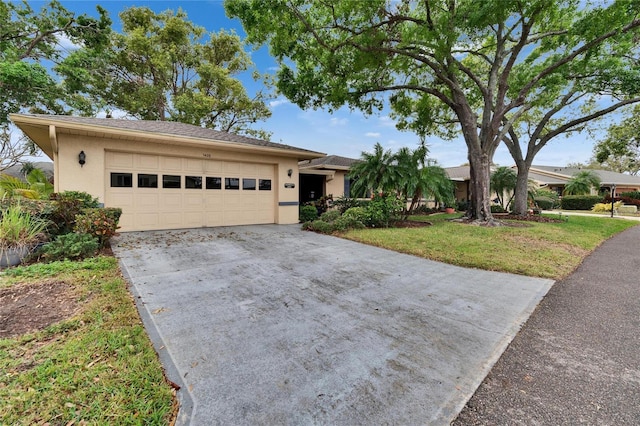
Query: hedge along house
298,155,358,203
10,114,325,232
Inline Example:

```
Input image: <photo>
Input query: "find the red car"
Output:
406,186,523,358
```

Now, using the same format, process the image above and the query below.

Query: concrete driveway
111,225,553,425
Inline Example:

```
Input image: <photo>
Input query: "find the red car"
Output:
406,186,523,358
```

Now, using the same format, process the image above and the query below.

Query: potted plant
0,204,49,268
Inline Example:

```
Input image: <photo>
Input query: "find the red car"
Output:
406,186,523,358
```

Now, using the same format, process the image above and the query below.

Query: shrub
74,208,121,248
41,233,99,261
560,195,602,210
592,201,623,213
534,196,555,210
333,196,365,214
620,191,640,200
299,204,318,222
57,191,100,208
320,210,341,222
456,201,469,212
303,219,334,234
343,206,369,223
365,194,403,228
0,204,49,252
332,215,365,232
490,204,507,213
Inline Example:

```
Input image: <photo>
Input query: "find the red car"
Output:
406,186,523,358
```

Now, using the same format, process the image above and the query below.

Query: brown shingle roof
299,155,358,169
22,114,321,154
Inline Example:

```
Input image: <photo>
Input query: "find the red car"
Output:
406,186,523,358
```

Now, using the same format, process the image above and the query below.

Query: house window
111,172,132,188
344,177,352,197
185,176,202,189
162,175,181,188
243,178,256,190
225,177,239,190
206,177,222,189
259,179,272,191
138,174,158,188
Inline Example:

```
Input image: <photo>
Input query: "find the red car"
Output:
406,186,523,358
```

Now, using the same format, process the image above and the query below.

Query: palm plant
0,168,53,199
349,142,395,197
563,170,601,195
490,166,517,209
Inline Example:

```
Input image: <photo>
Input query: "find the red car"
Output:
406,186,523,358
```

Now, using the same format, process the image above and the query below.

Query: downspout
49,125,59,193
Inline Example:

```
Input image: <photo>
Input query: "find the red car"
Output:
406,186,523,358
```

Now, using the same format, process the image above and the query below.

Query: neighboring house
10,114,324,232
526,165,640,196
298,155,358,203
444,164,640,204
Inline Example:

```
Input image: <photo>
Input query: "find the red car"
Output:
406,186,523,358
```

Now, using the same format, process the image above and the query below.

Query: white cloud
330,117,348,126
365,132,380,137
378,115,396,128
55,33,81,53
269,98,290,108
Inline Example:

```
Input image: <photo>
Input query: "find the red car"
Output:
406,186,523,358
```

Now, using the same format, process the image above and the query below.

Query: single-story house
298,155,358,203
10,114,325,232
527,165,640,196
444,164,640,202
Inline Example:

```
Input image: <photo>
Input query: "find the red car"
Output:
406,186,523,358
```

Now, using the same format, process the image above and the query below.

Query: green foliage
74,208,121,248
563,171,601,196
620,191,640,200
58,190,100,208
302,219,334,234
0,1,111,124
319,210,341,222
534,197,555,210
58,6,271,138
592,201,623,213
41,233,99,261
593,105,640,175
343,206,369,224
333,196,365,214
0,204,48,251
490,167,517,209
490,205,507,213
363,194,403,228
0,169,53,200
299,204,318,222
561,195,603,210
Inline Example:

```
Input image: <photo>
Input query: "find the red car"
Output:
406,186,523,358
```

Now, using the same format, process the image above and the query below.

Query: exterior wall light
287,168,293,178
79,151,86,167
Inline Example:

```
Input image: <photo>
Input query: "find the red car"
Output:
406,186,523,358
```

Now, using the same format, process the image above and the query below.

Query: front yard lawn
0,257,175,424
343,214,637,279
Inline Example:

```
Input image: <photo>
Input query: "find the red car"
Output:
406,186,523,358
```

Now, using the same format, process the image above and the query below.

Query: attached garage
11,114,324,232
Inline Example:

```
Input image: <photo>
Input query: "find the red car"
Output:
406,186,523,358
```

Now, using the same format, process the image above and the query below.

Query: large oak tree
226,0,640,222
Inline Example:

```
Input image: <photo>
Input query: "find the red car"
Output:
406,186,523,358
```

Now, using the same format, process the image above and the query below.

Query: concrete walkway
112,225,553,425
542,210,640,221
454,224,640,425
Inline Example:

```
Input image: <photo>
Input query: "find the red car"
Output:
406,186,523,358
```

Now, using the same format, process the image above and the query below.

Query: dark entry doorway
299,174,324,203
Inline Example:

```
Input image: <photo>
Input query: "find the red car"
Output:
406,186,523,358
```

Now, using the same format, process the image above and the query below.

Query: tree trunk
512,159,532,216
467,153,496,224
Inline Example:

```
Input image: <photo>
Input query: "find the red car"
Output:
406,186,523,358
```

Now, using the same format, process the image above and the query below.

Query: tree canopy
593,105,640,175
227,0,640,222
59,6,272,138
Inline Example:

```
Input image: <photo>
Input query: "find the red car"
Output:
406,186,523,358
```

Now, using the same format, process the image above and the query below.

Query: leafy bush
41,233,99,261
490,204,507,213
302,219,334,234
620,191,640,200
74,208,121,248
299,204,318,222
592,201,623,213
332,215,365,232
333,196,365,214
320,210,341,222
343,206,369,223
534,196,555,210
365,194,403,228
560,195,602,210
0,204,49,251
456,200,469,212
57,191,100,208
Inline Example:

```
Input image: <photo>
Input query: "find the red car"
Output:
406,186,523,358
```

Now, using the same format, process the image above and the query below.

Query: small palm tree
349,142,395,197
563,170,601,195
490,166,517,209
0,168,53,199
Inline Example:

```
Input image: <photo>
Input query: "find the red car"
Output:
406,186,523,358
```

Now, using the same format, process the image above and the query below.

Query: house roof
10,114,325,161
444,166,471,181
299,155,358,170
529,165,640,186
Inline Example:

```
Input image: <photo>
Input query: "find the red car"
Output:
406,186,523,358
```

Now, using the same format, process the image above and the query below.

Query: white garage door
105,152,276,231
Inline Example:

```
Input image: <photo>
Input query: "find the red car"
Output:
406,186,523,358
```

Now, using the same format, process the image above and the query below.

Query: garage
11,114,324,232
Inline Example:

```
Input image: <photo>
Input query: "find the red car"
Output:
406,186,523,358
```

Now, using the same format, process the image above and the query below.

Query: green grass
0,257,174,424
343,213,637,279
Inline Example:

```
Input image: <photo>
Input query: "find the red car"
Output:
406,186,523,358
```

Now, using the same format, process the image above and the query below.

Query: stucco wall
55,132,302,225
325,170,348,198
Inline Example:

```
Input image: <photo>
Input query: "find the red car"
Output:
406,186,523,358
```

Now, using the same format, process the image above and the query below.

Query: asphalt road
453,224,640,425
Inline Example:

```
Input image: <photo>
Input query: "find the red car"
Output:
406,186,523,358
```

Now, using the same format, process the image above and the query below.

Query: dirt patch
0,280,83,339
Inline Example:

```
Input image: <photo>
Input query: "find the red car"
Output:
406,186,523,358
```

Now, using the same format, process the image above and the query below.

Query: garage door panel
136,154,159,170
106,151,275,231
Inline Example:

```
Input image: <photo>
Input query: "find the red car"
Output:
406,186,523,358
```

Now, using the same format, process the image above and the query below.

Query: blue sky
24,0,607,167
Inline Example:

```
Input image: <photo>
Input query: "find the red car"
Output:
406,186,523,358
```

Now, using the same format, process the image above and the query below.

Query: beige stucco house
10,114,324,232
298,155,358,203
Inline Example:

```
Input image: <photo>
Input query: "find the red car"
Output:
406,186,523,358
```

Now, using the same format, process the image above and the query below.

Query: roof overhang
299,169,336,180
10,113,325,161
